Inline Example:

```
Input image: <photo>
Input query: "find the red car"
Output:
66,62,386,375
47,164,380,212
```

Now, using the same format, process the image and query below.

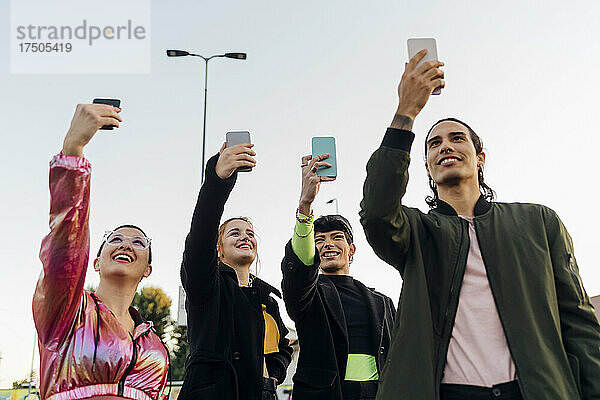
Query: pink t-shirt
442,216,517,387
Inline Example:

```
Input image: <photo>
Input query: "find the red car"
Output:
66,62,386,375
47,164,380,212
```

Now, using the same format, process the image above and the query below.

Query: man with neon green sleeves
280,153,396,400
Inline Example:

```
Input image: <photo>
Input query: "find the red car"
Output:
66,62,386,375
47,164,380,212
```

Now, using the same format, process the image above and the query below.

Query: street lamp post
166,50,246,182
326,198,339,214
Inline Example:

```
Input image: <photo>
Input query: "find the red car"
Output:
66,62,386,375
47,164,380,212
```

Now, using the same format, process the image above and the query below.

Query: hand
298,154,336,215
62,104,122,157
215,142,256,179
395,49,445,120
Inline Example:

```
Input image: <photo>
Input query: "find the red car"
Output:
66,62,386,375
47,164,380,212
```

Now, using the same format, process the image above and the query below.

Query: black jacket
281,241,396,400
180,154,293,400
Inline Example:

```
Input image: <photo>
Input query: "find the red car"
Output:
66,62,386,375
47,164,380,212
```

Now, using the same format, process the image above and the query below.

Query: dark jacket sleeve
281,240,320,321
546,208,600,399
359,128,415,276
180,154,237,302
387,296,397,323
265,299,293,383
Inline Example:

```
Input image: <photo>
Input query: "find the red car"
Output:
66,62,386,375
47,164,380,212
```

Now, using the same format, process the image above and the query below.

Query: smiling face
94,226,152,283
218,218,257,268
425,120,485,189
315,230,356,275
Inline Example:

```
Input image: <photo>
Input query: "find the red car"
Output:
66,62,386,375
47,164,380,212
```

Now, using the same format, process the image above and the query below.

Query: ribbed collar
434,195,492,217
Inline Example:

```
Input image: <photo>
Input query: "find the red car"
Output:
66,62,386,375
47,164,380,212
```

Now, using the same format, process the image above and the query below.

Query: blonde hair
217,217,261,275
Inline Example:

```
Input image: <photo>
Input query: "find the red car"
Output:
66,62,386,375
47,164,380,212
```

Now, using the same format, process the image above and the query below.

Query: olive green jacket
359,128,600,400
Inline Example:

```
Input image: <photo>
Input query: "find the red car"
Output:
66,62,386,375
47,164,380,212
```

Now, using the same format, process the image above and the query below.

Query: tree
132,286,172,341
170,324,189,381
132,286,189,380
13,378,29,389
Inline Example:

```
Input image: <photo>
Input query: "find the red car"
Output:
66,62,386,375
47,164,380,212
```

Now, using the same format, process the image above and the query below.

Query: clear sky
1,0,599,388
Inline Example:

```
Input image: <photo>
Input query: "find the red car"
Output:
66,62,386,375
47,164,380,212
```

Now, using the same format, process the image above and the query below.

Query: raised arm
546,209,600,398
33,103,122,347
281,154,333,319
359,50,444,275
180,143,256,301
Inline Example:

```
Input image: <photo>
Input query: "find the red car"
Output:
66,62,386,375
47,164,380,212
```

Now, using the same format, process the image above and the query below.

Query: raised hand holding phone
298,153,336,216
395,45,445,123
62,103,123,157
216,142,256,180
93,98,121,130
226,131,253,172
407,38,442,95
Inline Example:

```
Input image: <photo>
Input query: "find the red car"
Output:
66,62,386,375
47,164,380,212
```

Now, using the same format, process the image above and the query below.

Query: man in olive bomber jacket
359,49,600,399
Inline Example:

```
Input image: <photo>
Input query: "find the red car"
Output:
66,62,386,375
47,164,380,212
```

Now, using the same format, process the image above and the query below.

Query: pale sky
1,0,599,388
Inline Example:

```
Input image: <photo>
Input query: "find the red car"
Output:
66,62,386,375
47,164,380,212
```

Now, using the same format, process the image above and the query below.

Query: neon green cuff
291,211,315,266
344,354,379,381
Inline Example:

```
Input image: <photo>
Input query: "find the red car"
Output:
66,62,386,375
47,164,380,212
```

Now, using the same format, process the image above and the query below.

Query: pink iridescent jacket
33,154,169,400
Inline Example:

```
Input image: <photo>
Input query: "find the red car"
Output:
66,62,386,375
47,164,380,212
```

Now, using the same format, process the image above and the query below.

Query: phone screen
311,137,337,178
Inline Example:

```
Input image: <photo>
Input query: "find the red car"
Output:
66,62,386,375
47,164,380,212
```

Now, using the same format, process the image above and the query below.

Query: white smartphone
407,38,441,95
225,131,252,172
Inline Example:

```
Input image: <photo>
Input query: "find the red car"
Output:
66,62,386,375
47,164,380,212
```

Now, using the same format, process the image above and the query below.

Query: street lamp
166,49,247,182
326,198,339,214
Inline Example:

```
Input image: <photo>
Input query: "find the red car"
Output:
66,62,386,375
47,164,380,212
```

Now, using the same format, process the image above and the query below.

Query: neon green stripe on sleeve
291,210,315,266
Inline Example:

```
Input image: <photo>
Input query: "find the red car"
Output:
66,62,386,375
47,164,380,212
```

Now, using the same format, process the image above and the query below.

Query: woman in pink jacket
33,103,170,400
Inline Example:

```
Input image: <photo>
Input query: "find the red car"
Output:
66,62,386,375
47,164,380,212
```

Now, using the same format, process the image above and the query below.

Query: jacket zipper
118,331,149,396
375,293,386,374
473,221,527,400
434,218,467,398
567,253,584,302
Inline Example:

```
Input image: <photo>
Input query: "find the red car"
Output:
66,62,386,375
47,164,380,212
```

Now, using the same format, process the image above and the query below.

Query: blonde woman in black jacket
179,143,293,400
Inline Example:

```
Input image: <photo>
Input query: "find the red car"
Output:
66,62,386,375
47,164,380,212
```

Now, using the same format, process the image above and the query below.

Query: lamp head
166,49,190,57
224,52,247,60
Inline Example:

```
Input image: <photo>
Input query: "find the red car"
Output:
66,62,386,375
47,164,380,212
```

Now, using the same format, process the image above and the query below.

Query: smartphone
226,131,252,172
311,137,337,178
407,38,441,95
92,98,121,130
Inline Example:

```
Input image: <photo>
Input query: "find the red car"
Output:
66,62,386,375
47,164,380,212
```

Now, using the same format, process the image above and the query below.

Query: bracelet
296,208,314,223
294,224,313,238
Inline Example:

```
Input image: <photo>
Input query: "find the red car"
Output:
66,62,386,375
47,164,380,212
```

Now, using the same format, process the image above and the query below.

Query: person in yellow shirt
180,143,293,400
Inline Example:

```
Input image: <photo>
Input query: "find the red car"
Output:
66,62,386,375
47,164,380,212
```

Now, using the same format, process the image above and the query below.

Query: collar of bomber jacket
434,194,491,217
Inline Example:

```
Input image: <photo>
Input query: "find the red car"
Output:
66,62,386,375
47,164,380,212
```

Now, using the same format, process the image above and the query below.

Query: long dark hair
424,118,495,208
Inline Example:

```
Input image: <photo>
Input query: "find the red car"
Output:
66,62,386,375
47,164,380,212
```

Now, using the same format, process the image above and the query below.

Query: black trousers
342,380,379,400
441,381,523,400
262,377,277,400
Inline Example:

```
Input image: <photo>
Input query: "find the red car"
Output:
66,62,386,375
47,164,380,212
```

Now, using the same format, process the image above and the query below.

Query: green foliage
170,324,189,381
132,286,172,341
12,378,29,389
12,371,36,389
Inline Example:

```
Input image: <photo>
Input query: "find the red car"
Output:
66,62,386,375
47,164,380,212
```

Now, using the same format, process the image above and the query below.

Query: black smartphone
92,98,121,130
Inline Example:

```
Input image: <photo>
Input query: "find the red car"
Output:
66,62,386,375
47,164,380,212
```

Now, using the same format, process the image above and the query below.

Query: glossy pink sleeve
33,153,92,349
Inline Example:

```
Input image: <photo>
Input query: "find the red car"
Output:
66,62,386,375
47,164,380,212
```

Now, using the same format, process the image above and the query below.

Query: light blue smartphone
311,137,337,178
